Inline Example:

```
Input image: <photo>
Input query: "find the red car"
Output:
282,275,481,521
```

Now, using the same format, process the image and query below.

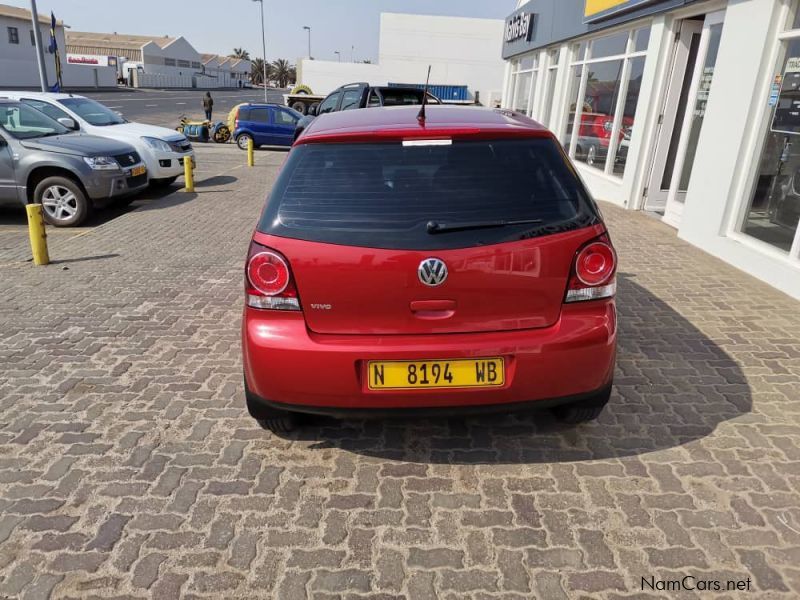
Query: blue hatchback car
232,104,302,150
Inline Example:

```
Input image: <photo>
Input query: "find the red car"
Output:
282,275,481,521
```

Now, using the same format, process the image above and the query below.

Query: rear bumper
246,383,612,419
242,300,616,412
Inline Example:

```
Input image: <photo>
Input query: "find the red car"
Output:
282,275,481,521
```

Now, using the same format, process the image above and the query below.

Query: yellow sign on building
585,0,658,19
585,0,630,17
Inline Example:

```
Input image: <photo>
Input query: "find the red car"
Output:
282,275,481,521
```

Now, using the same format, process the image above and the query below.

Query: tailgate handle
410,300,456,320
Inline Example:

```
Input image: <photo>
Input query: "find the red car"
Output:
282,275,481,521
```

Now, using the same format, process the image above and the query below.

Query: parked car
242,105,618,432
231,104,302,150
0,99,148,226
293,82,441,141
565,87,634,167
1,92,194,188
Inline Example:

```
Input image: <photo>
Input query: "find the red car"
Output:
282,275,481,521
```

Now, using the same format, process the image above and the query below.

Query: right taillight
245,242,301,311
565,235,617,303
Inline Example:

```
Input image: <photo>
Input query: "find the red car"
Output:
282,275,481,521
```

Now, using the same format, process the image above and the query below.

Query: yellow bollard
25,204,49,266
247,138,254,167
184,156,194,192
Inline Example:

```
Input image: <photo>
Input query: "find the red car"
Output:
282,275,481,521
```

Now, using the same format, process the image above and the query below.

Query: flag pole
29,0,48,92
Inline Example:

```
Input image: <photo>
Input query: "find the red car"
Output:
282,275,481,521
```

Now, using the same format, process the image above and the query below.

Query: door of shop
644,10,726,226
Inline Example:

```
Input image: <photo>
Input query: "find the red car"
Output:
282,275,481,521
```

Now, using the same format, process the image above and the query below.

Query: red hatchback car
242,105,617,432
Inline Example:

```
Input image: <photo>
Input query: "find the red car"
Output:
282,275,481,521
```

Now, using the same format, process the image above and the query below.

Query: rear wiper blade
426,218,543,234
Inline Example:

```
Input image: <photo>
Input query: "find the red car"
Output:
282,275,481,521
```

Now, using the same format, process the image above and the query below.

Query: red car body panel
243,106,617,414
252,224,606,336
297,104,551,146
242,301,616,409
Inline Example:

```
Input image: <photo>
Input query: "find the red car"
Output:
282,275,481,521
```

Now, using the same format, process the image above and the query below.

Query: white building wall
379,13,505,105
141,37,201,76
297,12,504,102
678,0,800,300
298,61,383,95
0,15,115,88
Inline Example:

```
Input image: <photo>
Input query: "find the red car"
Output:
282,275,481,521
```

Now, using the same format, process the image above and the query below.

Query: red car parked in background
242,105,617,432
570,87,634,167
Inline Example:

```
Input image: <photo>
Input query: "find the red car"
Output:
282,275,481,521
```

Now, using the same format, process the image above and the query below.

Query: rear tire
291,101,308,115
246,381,301,432
257,416,299,433
551,385,611,424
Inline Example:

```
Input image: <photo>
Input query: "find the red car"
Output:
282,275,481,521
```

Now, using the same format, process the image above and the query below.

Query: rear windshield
258,138,599,250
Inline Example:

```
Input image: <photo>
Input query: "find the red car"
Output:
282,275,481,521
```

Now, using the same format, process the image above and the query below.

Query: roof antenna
417,65,431,124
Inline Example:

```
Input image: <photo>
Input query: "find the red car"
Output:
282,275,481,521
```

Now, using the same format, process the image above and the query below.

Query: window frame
539,48,561,127
508,52,540,117
729,1,800,262
562,26,650,177
8,26,19,45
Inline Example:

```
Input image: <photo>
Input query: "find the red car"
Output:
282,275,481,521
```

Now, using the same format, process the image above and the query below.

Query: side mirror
308,105,318,117
57,117,78,130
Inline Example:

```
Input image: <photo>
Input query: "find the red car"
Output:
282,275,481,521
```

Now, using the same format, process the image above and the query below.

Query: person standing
203,92,214,121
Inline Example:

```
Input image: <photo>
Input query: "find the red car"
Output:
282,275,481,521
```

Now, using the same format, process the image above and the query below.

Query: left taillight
245,241,301,311
565,234,617,303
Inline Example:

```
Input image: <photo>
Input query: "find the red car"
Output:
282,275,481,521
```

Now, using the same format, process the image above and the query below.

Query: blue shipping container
388,83,470,102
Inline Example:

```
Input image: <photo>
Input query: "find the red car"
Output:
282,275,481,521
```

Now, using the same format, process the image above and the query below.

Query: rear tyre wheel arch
551,384,611,424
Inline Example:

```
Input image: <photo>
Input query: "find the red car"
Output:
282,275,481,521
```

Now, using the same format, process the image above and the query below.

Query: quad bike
176,115,231,144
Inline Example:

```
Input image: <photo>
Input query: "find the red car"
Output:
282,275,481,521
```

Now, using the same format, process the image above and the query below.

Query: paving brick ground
0,144,799,599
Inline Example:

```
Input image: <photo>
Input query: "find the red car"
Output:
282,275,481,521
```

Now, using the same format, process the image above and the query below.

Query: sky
4,0,513,64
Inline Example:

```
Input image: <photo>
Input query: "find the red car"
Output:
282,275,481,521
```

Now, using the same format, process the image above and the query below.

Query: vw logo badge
418,258,448,287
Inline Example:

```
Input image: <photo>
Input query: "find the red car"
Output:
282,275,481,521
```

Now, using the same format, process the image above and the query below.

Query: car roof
241,103,284,109
297,105,551,145
0,91,78,101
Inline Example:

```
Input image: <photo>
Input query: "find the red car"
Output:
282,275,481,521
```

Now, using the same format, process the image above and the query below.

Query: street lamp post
351,45,354,62
252,0,268,102
303,26,311,59
29,0,48,92
334,51,340,62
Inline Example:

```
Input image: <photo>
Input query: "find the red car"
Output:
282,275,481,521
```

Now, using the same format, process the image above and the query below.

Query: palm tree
231,48,250,60
251,58,269,86
271,59,293,88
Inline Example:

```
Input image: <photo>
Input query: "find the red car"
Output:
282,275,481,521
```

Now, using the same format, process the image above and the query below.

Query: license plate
130,165,146,177
367,358,504,390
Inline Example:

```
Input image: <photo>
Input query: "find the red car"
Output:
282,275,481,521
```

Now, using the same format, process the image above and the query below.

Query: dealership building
0,4,116,88
501,0,800,300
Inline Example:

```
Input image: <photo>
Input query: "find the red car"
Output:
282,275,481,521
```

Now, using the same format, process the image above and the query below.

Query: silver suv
0,99,148,226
